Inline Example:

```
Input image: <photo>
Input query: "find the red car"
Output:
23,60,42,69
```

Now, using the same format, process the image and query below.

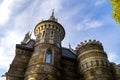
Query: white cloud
0,0,31,69
76,19,103,31
0,50,13,69
0,0,32,26
107,52,118,63
0,30,23,69
0,0,14,25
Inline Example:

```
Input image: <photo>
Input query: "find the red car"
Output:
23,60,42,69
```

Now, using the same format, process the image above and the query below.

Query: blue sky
0,0,120,80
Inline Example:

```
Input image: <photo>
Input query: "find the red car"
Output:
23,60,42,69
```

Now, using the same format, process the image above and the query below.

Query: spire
68,43,76,54
49,9,58,21
21,31,31,44
69,43,72,49
52,9,54,17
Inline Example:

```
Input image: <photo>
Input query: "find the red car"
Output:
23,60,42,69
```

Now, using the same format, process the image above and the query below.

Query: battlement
76,39,104,54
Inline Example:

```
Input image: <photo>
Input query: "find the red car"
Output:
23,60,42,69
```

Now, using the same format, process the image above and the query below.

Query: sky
0,0,120,80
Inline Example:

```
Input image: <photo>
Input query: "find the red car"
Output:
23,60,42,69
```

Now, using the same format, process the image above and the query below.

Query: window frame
45,49,52,64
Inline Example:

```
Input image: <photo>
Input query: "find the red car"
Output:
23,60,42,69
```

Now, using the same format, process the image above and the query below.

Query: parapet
76,39,104,54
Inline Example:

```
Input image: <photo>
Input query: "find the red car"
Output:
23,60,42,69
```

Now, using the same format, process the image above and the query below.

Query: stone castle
5,11,120,80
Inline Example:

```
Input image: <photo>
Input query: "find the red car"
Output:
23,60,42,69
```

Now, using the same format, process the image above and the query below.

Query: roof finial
21,31,31,44
69,42,72,49
68,42,76,54
52,9,54,17
49,9,57,21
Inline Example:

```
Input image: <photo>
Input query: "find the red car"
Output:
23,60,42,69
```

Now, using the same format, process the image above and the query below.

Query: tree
109,0,120,24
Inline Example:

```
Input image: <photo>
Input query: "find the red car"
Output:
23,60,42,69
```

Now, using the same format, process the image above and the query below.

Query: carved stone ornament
21,31,31,44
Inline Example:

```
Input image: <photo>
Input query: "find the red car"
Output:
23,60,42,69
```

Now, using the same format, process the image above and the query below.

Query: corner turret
76,39,113,80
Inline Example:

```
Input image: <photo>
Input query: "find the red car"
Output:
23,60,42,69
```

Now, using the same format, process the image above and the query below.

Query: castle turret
76,40,114,80
24,11,65,80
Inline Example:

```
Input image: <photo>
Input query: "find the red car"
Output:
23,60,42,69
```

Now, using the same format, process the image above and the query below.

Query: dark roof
16,39,35,51
16,39,77,59
24,39,35,48
62,47,77,59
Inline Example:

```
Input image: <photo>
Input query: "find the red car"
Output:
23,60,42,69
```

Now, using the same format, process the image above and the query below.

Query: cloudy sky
0,0,120,79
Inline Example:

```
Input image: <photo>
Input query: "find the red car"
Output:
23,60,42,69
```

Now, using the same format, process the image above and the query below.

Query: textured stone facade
6,46,33,80
76,40,113,80
6,12,120,80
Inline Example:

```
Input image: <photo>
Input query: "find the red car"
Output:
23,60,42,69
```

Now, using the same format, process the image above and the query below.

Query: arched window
41,26,43,30
42,31,45,38
45,49,52,63
50,31,54,38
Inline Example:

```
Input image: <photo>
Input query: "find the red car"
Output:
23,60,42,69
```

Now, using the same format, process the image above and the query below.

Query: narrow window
41,26,43,30
58,36,60,43
57,35,60,42
50,31,54,38
45,49,52,63
42,31,45,38
38,27,40,32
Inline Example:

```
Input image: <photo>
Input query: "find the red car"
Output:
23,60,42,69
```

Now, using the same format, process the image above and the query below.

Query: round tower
76,40,113,80
24,11,65,80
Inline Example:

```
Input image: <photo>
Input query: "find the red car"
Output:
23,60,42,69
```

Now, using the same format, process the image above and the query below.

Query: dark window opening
42,31,45,38
50,31,54,38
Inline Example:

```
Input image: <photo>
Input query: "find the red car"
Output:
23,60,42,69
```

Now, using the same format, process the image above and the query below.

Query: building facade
6,12,120,80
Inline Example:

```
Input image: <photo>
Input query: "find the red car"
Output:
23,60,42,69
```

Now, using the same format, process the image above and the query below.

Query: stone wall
6,47,33,80
61,57,79,80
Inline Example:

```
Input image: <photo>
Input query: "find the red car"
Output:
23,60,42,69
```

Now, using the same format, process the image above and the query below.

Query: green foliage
109,0,120,24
